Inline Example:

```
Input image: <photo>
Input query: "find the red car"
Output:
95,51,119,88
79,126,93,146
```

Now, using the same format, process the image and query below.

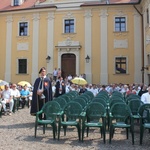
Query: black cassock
30,77,52,116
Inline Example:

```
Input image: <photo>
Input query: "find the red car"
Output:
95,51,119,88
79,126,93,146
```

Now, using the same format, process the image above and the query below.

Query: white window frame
114,56,128,74
114,16,128,32
63,18,76,33
17,58,28,74
18,21,29,36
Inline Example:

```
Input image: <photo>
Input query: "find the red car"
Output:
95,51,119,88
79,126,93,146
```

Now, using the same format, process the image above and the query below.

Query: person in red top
126,85,136,95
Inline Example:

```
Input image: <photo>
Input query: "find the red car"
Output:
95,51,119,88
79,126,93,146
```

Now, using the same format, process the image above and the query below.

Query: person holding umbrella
30,67,53,119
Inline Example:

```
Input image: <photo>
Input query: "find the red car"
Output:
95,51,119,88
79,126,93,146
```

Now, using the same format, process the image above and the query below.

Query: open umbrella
0,80,9,86
0,80,9,90
71,77,87,85
18,81,31,87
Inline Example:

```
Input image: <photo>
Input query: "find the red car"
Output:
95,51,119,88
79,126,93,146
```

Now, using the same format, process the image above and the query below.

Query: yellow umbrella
71,77,87,85
18,81,31,87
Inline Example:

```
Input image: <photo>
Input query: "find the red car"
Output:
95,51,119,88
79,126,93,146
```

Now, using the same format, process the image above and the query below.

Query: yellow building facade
0,0,146,85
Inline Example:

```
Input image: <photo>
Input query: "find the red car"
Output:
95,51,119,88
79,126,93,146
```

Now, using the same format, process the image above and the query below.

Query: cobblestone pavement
0,107,150,150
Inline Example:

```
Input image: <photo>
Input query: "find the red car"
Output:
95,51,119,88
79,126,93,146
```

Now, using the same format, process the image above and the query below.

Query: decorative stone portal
56,37,81,77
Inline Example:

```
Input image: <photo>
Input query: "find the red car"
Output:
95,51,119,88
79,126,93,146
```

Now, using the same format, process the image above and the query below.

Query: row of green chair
34,96,150,145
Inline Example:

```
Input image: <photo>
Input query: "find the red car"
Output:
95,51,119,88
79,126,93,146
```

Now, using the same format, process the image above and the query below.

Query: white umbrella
0,80,9,86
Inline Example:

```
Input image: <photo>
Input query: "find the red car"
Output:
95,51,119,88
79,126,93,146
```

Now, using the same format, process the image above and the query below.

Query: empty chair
61,94,72,103
82,102,106,143
92,97,107,108
109,102,134,144
128,99,143,120
84,91,94,100
138,104,150,145
35,101,62,139
73,97,87,111
58,101,83,141
79,95,89,104
109,99,125,109
55,97,67,111
126,96,140,104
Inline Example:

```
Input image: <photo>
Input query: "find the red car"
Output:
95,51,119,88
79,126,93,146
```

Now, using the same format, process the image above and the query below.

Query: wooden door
61,54,76,78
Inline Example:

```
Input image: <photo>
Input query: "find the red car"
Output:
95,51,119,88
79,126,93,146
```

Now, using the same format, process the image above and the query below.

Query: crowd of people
0,84,32,116
1,66,150,117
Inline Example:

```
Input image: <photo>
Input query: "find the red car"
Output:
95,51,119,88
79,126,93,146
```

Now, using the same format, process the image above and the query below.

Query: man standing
30,67,53,118
53,68,58,81
54,76,64,97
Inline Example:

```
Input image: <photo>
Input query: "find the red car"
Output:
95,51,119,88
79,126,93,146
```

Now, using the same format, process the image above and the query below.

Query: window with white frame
18,59,27,74
115,57,127,74
19,22,28,36
64,19,74,33
115,17,126,32
14,0,19,6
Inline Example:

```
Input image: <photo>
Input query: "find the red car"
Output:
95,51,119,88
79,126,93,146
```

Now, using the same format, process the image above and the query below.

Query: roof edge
0,5,57,13
80,0,142,7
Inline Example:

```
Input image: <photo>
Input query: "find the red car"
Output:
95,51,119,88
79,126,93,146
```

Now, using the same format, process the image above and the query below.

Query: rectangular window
14,0,19,6
64,19,74,33
147,9,149,24
18,59,27,74
19,22,28,36
115,17,126,32
115,57,127,74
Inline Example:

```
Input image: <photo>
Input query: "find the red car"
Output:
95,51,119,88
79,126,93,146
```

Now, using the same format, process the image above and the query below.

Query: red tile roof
0,0,141,12
0,0,37,11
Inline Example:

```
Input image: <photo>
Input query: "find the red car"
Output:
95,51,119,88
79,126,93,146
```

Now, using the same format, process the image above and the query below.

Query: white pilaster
100,9,108,84
133,11,142,83
31,13,40,84
84,9,92,84
47,12,54,74
5,16,13,82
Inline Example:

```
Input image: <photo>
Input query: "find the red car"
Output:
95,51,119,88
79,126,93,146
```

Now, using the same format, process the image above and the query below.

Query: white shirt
141,92,150,104
2,89,12,99
10,88,20,97
52,85,56,93
53,70,58,76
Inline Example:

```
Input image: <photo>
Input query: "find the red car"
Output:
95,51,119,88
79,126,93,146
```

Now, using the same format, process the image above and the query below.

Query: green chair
12,97,20,113
61,94,72,103
128,99,143,121
55,97,67,111
96,94,110,104
92,97,107,108
82,102,106,143
97,91,110,99
109,95,124,103
35,101,63,139
69,91,79,98
109,102,134,144
126,96,140,104
98,90,109,97
73,97,87,111
109,99,125,109
79,95,89,104
58,101,83,141
138,104,150,145
84,91,94,100
111,91,124,99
